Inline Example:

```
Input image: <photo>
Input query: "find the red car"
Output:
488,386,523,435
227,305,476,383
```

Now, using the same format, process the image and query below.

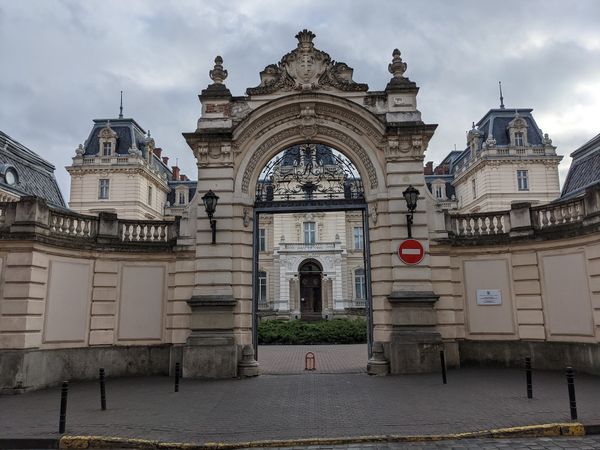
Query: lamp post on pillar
202,190,219,244
402,185,419,238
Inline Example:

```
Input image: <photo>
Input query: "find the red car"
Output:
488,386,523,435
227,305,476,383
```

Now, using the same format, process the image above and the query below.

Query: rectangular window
303,221,316,244
517,170,529,191
147,186,153,205
471,178,477,199
515,132,524,146
259,228,266,252
355,268,366,299
435,185,443,199
98,179,109,199
102,142,112,156
178,192,186,205
258,271,267,304
353,226,363,250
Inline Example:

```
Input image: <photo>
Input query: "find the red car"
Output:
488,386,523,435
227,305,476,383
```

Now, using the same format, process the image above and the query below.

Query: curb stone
58,422,585,449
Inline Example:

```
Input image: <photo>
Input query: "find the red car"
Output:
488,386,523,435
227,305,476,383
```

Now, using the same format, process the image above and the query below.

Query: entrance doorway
252,143,373,365
299,260,322,320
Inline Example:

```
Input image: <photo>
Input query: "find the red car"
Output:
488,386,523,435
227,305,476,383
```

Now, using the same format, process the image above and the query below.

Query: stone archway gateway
182,30,440,378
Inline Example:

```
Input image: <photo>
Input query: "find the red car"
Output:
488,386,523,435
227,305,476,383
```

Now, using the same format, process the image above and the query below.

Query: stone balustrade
0,196,179,247
278,241,339,251
444,182,600,241
446,211,511,237
49,209,98,238
121,220,171,242
532,198,585,229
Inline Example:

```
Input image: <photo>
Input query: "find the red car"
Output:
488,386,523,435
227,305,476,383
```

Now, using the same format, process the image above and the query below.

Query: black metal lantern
402,185,419,238
202,190,219,244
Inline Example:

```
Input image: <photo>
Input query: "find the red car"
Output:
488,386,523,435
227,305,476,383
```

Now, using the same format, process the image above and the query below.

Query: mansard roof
476,108,544,147
83,118,147,156
0,130,66,207
561,132,600,199
451,108,547,170
82,118,172,180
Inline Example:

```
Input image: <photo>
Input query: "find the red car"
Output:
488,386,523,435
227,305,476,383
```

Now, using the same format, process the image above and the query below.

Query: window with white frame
258,271,267,304
471,178,477,199
147,186,153,205
98,179,109,199
517,169,529,191
353,226,363,250
514,132,524,146
178,191,186,205
102,142,112,156
259,228,266,252
303,221,316,244
435,185,443,199
355,268,366,299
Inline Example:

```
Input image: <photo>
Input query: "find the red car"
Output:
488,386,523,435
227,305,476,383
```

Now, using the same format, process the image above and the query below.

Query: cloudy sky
1,0,599,200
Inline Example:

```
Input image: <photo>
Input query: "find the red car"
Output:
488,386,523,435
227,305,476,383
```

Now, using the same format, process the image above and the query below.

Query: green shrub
258,318,367,344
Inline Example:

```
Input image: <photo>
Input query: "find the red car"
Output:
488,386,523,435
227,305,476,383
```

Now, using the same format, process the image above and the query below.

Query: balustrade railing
120,220,171,242
532,199,585,230
447,211,511,237
49,210,98,238
279,242,338,251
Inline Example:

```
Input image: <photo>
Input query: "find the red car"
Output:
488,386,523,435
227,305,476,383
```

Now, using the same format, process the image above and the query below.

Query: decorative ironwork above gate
255,144,364,204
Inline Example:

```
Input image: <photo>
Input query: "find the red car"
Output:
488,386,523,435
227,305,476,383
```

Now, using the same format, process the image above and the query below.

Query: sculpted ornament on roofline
246,29,368,95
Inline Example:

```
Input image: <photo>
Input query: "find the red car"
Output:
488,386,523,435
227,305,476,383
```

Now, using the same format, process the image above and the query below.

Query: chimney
180,174,188,181
424,161,434,175
153,147,162,158
171,166,180,180
162,156,169,165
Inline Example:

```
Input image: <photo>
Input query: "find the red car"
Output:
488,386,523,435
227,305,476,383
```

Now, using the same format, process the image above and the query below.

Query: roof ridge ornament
388,49,407,79
119,91,124,119
499,81,505,109
209,56,228,85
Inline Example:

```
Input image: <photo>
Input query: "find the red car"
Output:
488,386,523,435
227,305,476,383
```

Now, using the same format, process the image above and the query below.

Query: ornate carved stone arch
232,94,386,197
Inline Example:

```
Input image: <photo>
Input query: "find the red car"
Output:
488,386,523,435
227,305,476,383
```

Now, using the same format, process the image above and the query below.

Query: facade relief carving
246,30,368,95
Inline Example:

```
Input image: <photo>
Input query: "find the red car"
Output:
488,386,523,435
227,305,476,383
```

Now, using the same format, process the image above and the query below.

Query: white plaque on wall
476,289,502,305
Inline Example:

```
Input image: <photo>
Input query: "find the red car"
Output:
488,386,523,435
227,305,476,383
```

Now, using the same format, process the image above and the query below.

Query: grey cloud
1,0,599,198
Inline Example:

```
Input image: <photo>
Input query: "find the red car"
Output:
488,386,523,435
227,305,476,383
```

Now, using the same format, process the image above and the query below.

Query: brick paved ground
2,368,600,444
257,344,368,374
254,436,600,449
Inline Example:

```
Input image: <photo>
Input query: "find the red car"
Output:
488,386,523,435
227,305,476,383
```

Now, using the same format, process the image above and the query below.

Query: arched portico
182,30,440,378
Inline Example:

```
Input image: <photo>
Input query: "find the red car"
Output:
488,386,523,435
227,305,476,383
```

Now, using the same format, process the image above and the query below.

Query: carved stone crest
247,30,368,95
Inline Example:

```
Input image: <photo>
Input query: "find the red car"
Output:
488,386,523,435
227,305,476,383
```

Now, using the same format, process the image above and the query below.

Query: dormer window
508,113,529,147
514,132,524,147
98,122,117,158
178,192,186,205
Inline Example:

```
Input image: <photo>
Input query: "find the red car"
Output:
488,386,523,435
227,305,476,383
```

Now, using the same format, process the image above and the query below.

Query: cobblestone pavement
2,368,600,444
252,436,600,449
257,344,368,374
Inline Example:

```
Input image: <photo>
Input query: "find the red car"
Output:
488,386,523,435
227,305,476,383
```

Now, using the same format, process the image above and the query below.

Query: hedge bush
258,318,367,345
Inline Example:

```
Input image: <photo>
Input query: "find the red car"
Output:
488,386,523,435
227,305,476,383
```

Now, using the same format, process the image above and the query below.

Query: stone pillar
183,296,238,378
387,291,442,373
509,202,533,237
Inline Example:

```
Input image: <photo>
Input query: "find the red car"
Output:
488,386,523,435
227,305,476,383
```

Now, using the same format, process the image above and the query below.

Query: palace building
1,30,600,392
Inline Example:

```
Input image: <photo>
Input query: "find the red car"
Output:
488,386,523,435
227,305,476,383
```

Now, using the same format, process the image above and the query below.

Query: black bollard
174,362,180,392
440,350,447,384
525,357,533,399
566,367,577,420
58,381,68,434
99,368,107,410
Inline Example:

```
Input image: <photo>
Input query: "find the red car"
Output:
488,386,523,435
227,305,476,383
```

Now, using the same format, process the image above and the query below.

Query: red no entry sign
398,239,425,265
